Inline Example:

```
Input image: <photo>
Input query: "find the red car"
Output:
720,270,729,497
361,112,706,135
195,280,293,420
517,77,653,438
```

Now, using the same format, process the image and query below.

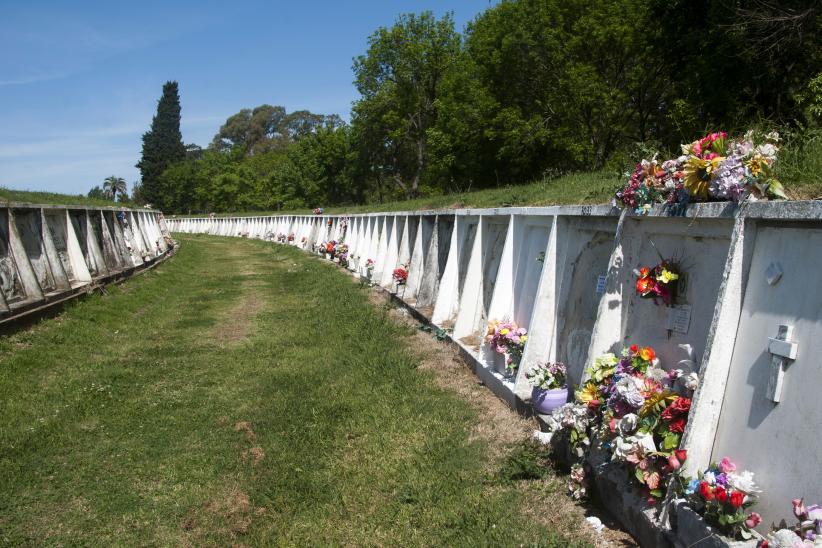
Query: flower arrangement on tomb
336,243,350,267
678,457,762,541
325,240,337,257
485,320,528,375
527,362,567,390
392,265,409,285
635,261,680,305
301,236,307,244
541,344,698,502
615,130,785,214
287,233,295,242
528,362,569,415
765,499,822,546
313,207,324,215
276,233,287,243
327,219,333,227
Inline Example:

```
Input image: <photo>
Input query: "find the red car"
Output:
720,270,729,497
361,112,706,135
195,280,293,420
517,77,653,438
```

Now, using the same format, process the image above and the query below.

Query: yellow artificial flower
575,383,600,405
683,157,709,198
746,154,766,177
499,328,510,336
520,335,528,343
656,269,679,284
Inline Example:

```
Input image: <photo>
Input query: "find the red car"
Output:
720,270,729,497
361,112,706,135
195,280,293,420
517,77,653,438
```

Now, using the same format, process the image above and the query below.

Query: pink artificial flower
719,457,737,474
745,512,762,529
644,471,661,490
793,498,807,519
668,455,681,470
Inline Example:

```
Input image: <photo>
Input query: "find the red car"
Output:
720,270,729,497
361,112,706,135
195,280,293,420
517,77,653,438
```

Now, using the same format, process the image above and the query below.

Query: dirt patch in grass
208,252,267,346
366,288,637,547
233,421,257,443
241,446,265,466
181,487,258,543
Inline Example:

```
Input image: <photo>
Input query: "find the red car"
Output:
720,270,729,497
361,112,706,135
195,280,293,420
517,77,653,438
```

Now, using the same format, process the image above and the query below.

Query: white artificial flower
612,431,656,462
727,470,760,494
647,367,668,383
767,528,807,547
757,143,778,160
617,413,638,436
683,372,700,391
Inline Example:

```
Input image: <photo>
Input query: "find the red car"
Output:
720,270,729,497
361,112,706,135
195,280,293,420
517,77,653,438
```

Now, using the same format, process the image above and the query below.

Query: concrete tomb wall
168,201,822,546
0,203,172,324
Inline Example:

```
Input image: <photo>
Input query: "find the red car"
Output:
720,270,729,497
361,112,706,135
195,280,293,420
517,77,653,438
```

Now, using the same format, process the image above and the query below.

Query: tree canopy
144,2,822,214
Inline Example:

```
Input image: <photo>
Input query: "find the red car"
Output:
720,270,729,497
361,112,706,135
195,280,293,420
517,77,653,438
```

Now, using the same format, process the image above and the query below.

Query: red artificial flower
636,277,655,295
699,481,714,501
675,449,687,463
662,397,692,423
730,491,745,508
714,486,728,503
630,344,639,353
668,418,686,433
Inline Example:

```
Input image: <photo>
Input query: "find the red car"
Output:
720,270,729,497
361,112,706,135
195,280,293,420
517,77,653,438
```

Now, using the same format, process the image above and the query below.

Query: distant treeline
139,0,822,213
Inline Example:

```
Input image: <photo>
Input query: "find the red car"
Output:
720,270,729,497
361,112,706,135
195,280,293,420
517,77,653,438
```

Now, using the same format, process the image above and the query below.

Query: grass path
0,235,616,546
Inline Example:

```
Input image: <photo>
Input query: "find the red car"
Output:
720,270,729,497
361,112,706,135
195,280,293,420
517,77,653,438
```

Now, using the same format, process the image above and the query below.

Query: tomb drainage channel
169,200,822,548
0,203,175,332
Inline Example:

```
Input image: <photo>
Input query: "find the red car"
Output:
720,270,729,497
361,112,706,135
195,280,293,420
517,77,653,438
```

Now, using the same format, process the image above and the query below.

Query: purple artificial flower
710,155,747,201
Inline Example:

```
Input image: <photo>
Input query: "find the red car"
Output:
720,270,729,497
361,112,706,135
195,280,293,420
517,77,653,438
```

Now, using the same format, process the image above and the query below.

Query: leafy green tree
352,11,462,198
87,185,107,200
137,81,186,209
102,175,127,201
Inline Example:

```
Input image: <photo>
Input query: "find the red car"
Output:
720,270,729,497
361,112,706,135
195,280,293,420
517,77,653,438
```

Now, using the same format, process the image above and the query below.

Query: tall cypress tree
137,81,186,209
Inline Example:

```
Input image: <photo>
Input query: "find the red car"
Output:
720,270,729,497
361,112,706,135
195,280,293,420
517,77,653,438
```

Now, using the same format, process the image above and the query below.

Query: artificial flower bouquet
678,457,762,541
325,240,337,257
635,261,680,305
365,259,375,272
485,319,528,375
615,130,785,214
576,345,697,501
765,498,822,546
313,207,324,215
392,266,409,285
336,243,350,268
276,233,287,243
527,362,567,390
528,362,569,414
287,233,295,242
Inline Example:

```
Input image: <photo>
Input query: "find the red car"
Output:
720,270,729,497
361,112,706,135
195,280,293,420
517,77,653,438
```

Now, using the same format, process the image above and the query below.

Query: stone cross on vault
766,324,798,404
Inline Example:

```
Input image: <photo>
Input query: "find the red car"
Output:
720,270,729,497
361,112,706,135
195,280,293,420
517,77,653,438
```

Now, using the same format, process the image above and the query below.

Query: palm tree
103,176,127,201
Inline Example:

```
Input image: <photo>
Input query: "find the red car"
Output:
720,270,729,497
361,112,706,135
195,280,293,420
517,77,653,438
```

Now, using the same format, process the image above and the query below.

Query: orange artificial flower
636,277,655,294
639,346,656,362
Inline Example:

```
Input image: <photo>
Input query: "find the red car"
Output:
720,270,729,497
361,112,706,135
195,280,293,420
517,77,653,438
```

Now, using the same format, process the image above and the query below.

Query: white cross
766,324,798,403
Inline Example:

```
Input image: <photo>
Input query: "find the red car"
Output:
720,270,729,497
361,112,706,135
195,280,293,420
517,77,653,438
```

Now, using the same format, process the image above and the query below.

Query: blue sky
0,0,496,196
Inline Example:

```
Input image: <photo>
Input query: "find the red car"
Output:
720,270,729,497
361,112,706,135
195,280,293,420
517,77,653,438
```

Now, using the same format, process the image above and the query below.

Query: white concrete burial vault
0,203,174,326
169,201,822,547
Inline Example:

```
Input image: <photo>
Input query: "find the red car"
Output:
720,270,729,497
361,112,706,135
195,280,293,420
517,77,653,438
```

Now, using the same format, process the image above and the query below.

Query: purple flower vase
531,386,568,415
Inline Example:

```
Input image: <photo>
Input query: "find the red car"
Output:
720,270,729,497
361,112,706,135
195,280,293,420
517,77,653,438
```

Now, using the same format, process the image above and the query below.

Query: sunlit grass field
0,235,593,546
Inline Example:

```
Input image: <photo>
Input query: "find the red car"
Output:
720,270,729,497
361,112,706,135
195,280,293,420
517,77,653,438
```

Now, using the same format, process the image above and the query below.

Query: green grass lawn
0,235,595,546
0,187,132,208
